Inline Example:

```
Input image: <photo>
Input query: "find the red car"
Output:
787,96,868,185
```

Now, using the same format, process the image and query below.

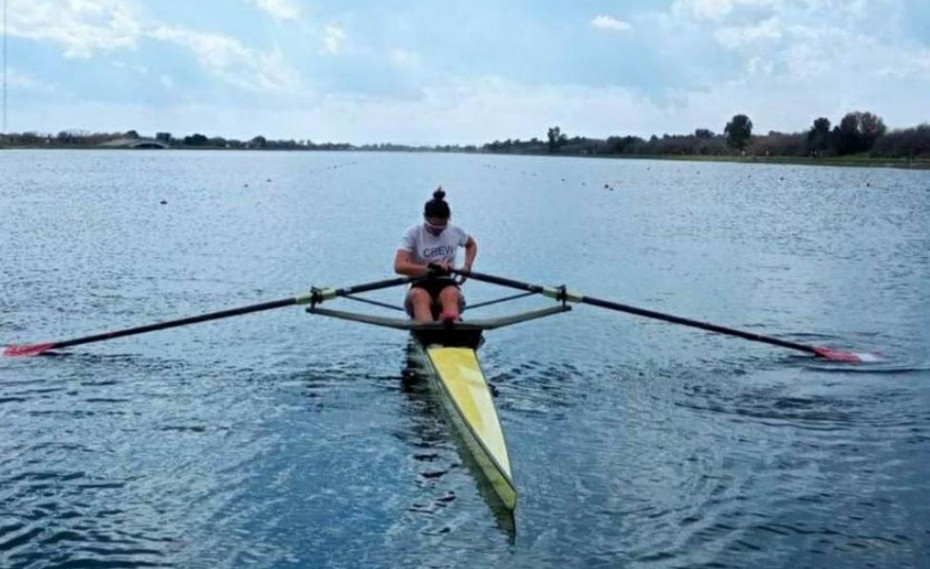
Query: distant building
156,132,172,142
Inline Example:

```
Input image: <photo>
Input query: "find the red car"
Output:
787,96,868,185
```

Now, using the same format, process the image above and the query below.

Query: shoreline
2,144,928,170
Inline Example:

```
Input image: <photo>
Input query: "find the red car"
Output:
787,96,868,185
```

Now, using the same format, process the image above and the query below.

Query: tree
724,114,753,150
250,135,267,149
859,112,887,149
834,112,862,154
806,117,831,155
183,133,208,146
832,111,887,155
872,124,930,158
694,128,715,139
547,126,567,153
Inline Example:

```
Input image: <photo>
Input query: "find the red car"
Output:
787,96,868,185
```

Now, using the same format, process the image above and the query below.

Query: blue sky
2,0,929,144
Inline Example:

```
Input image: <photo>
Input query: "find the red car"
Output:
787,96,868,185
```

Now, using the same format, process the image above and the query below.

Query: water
1,150,929,568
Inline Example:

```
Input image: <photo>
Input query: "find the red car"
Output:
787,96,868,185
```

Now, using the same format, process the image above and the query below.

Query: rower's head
423,187,450,235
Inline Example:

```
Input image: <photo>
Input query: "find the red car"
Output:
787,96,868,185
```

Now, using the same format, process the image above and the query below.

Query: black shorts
405,277,465,316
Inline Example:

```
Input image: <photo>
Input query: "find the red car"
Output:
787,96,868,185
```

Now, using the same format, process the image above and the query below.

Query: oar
4,276,414,357
452,269,877,363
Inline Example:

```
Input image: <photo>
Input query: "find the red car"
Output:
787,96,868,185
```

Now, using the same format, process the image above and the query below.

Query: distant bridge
100,138,170,149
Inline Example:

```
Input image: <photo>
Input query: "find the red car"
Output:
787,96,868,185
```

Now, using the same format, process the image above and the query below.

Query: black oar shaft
7,276,414,354
455,269,817,355
579,295,816,354
54,297,299,350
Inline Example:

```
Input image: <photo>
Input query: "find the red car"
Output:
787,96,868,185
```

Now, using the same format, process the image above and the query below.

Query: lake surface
1,149,929,568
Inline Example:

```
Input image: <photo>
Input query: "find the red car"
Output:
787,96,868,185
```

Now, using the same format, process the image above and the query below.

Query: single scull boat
307,292,571,511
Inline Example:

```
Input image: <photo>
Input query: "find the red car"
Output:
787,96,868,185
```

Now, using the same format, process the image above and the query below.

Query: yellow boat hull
417,343,516,511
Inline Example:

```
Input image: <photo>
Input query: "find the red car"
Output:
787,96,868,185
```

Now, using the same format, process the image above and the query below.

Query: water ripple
3,152,930,568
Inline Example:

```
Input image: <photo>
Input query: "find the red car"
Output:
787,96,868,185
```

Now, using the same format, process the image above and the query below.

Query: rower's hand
455,265,471,285
427,262,451,276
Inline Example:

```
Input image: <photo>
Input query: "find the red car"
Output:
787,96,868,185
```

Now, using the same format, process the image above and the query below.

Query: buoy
160,199,167,205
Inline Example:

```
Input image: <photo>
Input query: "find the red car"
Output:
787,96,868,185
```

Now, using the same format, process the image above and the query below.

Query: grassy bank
662,153,930,170
3,143,929,170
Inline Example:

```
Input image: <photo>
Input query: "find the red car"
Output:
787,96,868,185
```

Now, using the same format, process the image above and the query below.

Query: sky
2,0,929,145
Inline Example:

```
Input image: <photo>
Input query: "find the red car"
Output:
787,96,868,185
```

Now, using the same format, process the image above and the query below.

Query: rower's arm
462,236,477,270
394,249,431,276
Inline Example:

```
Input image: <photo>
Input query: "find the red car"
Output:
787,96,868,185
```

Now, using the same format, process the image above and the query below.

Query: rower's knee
405,288,434,319
438,287,464,315
408,288,430,304
438,286,460,303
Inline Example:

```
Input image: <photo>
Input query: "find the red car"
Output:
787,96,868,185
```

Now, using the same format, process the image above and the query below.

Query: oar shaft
578,295,816,354
6,276,415,355
455,269,817,355
54,298,299,350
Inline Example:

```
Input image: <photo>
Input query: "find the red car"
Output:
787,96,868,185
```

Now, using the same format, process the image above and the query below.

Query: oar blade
4,343,56,357
813,346,881,363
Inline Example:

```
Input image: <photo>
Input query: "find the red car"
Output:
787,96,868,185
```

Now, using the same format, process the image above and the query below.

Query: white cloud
5,0,141,58
12,62,930,144
148,26,298,92
322,25,347,55
249,0,301,22
5,68,41,89
671,0,778,21
111,60,149,74
714,17,782,48
590,15,633,33
745,56,774,77
4,0,928,142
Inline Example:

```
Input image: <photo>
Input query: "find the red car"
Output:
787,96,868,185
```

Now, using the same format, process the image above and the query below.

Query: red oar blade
813,346,881,363
4,343,57,357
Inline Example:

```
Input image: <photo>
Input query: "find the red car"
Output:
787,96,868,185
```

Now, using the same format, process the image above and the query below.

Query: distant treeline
0,129,474,152
2,111,927,161
0,130,356,151
483,112,930,160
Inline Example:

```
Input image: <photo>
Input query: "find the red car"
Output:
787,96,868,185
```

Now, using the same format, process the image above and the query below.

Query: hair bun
433,188,446,200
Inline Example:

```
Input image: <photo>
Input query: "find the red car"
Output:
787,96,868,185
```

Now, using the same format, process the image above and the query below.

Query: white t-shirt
399,223,470,266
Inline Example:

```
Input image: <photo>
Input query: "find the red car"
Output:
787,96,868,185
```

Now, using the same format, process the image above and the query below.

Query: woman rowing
394,187,477,322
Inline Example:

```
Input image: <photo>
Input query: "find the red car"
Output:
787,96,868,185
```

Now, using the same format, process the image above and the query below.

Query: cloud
671,0,778,21
5,0,929,142
322,25,347,55
590,15,633,32
4,0,298,92
111,60,150,74
5,0,141,58
148,26,298,92
713,17,782,48
248,0,301,22
5,68,41,89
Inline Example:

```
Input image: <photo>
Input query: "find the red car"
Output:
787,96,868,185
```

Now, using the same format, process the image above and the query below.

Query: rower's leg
437,286,462,321
406,288,435,322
